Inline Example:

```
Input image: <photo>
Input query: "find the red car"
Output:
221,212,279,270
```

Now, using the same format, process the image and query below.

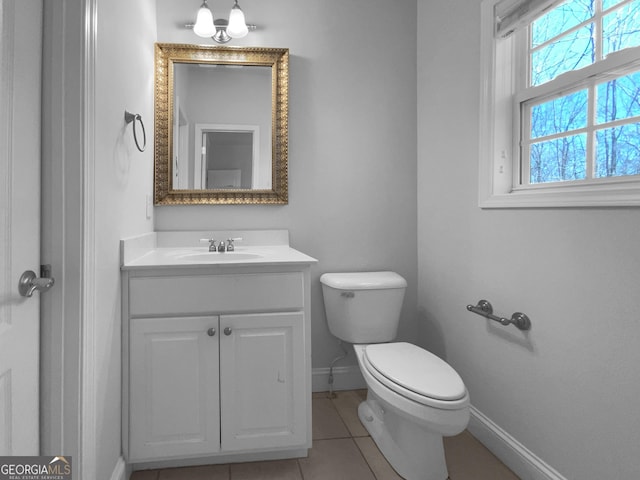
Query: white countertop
121,230,317,270
122,246,317,269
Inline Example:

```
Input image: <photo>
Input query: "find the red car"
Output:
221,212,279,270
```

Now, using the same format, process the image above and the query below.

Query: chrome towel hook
466,300,531,331
124,110,146,152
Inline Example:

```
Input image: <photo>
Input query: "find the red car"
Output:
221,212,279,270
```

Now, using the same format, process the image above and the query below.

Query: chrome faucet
200,236,242,252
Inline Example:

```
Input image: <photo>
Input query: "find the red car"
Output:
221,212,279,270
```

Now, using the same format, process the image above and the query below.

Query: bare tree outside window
526,0,640,184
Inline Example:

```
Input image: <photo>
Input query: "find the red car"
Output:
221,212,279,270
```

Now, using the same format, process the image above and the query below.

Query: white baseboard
131,448,308,471
312,365,366,392
110,456,127,480
469,406,567,480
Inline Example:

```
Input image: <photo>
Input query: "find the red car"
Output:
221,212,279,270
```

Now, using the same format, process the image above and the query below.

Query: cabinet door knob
224,327,232,336
207,328,216,337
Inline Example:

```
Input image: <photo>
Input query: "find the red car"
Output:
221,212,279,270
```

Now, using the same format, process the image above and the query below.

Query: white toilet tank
320,271,407,344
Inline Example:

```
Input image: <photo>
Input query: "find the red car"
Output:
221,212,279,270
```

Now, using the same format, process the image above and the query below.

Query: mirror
154,43,289,204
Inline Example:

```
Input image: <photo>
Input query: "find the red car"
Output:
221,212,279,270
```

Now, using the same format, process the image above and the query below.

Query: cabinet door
129,316,220,461
220,312,306,452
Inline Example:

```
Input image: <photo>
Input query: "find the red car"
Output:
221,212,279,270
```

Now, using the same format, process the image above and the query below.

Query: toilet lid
364,343,466,401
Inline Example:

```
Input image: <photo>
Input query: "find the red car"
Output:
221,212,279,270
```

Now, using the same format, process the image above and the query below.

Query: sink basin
177,252,262,263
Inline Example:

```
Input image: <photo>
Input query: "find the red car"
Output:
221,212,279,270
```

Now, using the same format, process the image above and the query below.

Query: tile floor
130,389,519,480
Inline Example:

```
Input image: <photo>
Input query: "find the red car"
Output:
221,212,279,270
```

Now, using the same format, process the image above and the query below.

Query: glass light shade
193,3,216,37
227,2,249,38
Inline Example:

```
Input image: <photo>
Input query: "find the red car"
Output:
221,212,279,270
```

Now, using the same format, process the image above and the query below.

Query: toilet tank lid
320,271,407,290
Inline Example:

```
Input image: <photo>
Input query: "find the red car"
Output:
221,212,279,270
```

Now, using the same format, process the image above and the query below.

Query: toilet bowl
320,272,470,480
355,343,469,480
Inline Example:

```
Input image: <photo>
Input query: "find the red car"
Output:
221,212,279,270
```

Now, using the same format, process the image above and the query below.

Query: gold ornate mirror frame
154,43,289,205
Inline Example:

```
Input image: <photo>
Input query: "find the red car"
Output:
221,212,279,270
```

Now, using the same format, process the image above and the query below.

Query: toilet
320,271,470,480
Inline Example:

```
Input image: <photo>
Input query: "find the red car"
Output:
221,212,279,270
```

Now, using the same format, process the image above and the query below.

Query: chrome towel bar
466,300,531,331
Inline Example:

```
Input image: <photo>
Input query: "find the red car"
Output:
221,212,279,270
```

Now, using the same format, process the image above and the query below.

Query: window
479,0,640,207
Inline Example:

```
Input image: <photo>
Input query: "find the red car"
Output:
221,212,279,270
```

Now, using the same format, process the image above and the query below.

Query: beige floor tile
354,436,403,480
299,438,376,480
444,430,520,480
331,389,369,437
130,470,158,480
229,459,302,480
312,397,350,440
139,391,519,480
157,464,229,480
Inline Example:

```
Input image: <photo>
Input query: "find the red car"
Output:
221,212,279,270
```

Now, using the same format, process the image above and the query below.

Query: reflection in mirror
199,127,262,189
172,63,271,191
154,44,289,205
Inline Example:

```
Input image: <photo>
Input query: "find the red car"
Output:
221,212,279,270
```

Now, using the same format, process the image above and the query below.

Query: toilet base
358,397,449,480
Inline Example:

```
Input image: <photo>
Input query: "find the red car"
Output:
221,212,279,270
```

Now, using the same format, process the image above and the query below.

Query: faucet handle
226,237,242,251
200,238,217,251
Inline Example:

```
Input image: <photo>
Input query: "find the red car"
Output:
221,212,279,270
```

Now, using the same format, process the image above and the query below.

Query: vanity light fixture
190,0,255,44
193,0,216,37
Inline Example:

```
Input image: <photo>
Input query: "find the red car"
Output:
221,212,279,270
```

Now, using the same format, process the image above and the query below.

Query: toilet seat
363,342,468,410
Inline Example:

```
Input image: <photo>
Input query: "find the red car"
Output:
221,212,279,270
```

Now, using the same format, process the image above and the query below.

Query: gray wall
93,1,156,478
85,1,415,477
84,0,640,478
155,0,419,369
417,1,640,479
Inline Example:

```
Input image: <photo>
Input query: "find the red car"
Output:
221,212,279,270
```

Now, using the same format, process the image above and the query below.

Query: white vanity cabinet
219,312,306,452
122,265,313,467
129,316,221,460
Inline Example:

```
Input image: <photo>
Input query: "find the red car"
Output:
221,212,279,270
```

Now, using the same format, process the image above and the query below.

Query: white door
220,312,306,452
128,316,221,461
0,0,43,455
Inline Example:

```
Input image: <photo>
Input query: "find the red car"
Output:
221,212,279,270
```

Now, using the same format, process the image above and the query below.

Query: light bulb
193,1,216,37
227,1,249,38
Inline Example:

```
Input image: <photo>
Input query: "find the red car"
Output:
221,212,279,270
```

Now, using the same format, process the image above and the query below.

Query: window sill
479,182,640,208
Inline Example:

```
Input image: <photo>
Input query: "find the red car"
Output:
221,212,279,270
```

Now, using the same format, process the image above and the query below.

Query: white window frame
479,0,640,208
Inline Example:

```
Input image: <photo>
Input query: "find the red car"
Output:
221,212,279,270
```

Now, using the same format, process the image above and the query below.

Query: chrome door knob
224,327,232,336
18,270,55,298
207,328,216,337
